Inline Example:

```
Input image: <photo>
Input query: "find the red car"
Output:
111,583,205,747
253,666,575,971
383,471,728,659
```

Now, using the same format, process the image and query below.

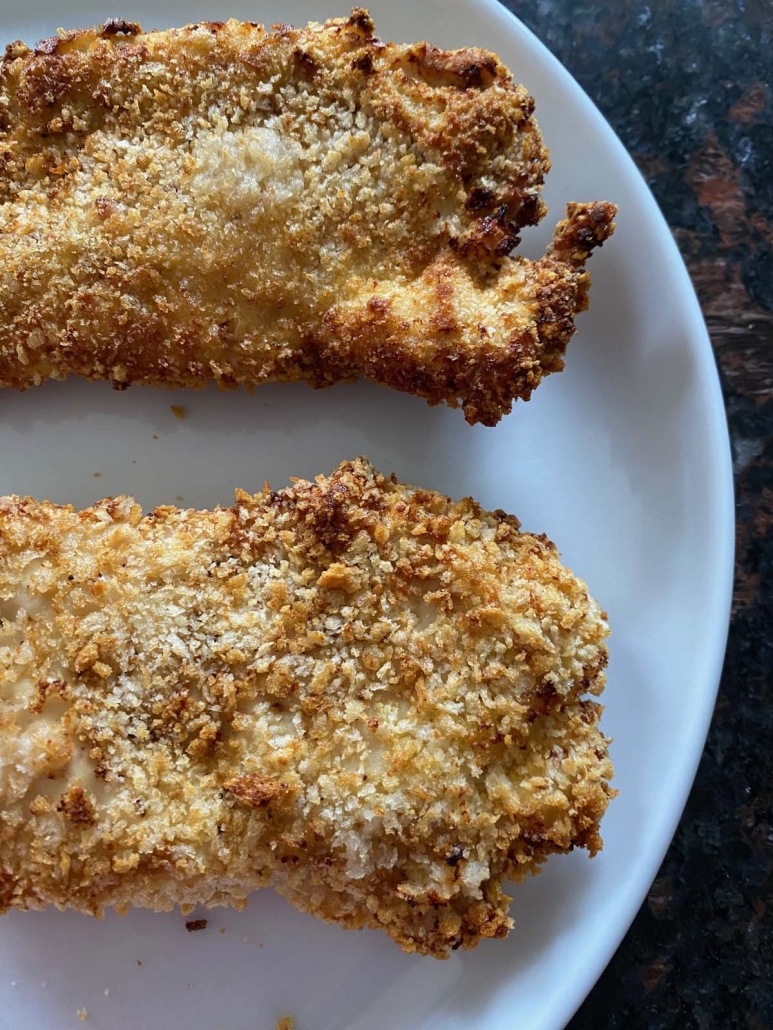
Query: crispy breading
0,10,615,425
0,459,613,956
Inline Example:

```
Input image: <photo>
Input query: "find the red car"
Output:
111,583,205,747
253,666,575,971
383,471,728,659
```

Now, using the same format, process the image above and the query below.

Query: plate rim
474,0,735,1024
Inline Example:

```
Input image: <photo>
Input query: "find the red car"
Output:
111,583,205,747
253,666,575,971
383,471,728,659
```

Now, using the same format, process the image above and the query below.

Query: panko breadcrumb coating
0,9,616,425
0,459,613,956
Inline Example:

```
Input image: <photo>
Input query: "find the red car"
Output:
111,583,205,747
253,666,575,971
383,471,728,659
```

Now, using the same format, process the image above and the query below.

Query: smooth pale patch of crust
0,459,614,957
0,9,615,425
28,677,71,713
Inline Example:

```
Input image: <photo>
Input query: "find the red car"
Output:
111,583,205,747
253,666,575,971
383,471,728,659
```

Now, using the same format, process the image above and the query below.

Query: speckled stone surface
497,1,772,1026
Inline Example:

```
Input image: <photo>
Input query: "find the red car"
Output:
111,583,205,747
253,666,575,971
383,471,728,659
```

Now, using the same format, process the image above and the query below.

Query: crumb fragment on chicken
0,10,615,425
0,459,614,956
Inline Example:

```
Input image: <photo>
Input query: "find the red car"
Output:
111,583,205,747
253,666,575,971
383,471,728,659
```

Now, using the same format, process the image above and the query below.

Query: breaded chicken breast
0,9,615,425
0,459,613,956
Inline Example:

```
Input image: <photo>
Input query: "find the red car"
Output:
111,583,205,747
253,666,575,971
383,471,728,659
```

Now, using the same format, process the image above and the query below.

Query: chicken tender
0,459,613,956
0,10,616,425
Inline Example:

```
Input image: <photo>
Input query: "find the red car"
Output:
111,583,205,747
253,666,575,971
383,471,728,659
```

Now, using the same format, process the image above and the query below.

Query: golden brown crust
0,10,615,425
0,459,614,956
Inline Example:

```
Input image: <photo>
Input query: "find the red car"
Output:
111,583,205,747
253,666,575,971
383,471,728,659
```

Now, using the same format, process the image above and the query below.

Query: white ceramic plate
0,2,734,1028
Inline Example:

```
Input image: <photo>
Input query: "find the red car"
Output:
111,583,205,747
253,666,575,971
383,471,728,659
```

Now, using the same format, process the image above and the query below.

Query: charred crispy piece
0,10,616,425
0,459,613,956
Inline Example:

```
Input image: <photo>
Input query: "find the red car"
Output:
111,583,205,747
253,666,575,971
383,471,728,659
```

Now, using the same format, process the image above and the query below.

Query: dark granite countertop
498,1,772,1026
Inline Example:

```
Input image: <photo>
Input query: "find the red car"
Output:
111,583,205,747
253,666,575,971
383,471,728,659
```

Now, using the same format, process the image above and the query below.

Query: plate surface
0,2,734,1028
